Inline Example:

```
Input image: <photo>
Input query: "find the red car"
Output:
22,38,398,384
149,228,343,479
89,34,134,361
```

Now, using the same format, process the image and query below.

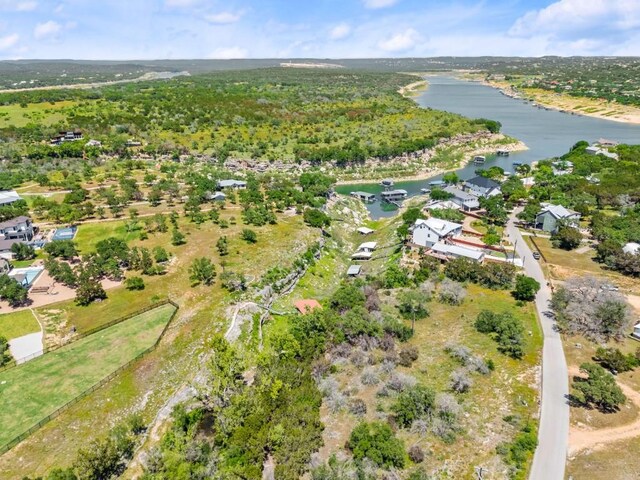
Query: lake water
337,75,640,218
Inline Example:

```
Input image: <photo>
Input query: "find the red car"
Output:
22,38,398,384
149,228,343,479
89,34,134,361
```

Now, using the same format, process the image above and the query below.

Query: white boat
473,155,486,164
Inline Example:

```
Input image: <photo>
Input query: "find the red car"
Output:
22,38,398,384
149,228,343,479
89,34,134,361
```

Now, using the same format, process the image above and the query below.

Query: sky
1,0,640,60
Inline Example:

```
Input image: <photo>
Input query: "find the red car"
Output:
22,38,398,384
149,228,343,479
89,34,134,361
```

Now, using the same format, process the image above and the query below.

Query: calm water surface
337,75,640,218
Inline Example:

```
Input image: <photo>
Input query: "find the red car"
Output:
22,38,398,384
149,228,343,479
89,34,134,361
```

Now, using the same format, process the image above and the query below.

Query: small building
598,138,619,147
347,265,362,277
424,200,460,211
535,203,581,233
294,299,322,314
463,176,501,198
0,216,34,241
623,242,640,255
411,218,462,248
356,242,377,253
380,179,394,188
431,241,485,263
443,186,480,211
357,227,374,235
50,130,83,145
586,145,618,160
552,160,574,176
380,190,408,202
0,190,22,206
217,179,247,190
351,251,373,260
205,192,226,202
351,191,376,203
633,323,640,340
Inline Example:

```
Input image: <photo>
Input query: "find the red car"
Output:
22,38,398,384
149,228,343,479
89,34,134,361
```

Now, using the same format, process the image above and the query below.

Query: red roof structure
294,299,322,314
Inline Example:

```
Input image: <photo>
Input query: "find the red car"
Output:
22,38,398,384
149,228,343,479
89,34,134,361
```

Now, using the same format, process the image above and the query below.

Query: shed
347,265,362,277
294,299,322,314
357,227,374,235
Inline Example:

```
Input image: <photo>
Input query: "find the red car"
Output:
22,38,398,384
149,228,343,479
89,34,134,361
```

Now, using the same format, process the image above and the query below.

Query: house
443,186,480,211
352,242,377,260
126,139,142,147
411,218,462,248
347,265,362,277
351,191,376,203
585,145,619,160
0,190,22,206
294,299,322,314
463,176,501,198
0,216,34,241
357,227,374,235
0,238,21,256
50,130,83,145
217,179,247,190
552,160,574,176
424,200,459,211
623,242,640,255
535,203,581,233
431,241,485,263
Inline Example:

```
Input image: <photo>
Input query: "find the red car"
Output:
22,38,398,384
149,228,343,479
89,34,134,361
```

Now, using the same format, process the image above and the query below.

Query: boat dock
380,189,408,203
351,191,376,203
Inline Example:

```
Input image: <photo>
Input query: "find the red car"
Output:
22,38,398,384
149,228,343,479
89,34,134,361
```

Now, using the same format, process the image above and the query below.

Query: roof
432,242,485,261
351,251,373,259
623,242,640,255
294,299,322,314
352,191,376,198
443,185,477,201
0,216,30,230
218,179,247,188
0,191,22,205
414,218,462,236
464,176,500,190
357,241,377,251
539,203,579,219
0,239,21,251
424,200,459,211
357,227,374,235
347,265,362,275
380,189,407,196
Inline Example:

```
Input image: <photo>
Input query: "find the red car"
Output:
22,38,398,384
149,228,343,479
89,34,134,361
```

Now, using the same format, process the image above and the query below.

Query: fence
1,299,174,373
0,300,179,455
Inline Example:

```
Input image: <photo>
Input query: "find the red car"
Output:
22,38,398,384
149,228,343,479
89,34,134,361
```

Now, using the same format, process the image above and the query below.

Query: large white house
443,186,480,211
411,218,462,248
535,203,581,233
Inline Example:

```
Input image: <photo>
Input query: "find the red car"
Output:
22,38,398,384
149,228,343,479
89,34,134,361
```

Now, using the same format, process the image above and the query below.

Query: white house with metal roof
431,241,485,263
411,218,462,248
535,203,581,233
217,179,247,190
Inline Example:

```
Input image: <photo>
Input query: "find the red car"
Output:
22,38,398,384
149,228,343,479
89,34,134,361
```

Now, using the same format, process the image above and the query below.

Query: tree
512,275,541,301
397,288,429,333
303,208,331,228
171,228,186,246
44,240,78,260
392,385,435,427
10,242,35,261
75,276,107,306
216,236,229,256
517,201,541,225
573,363,626,412
0,336,12,366
0,275,28,306
153,246,169,263
382,264,410,289
442,172,459,184
552,225,582,250
347,421,406,468
241,229,258,244
125,276,145,291
438,279,466,305
594,347,639,374
189,257,216,286
474,310,525,359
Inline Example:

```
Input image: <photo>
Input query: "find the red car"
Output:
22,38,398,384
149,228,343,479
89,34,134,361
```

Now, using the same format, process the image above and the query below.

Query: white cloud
362,0,400,9
0,1,37,11
329,23,351,40
165,0,201,7
510,0,640,37
34,20,62,40
209,46,248,59
378,28,422,52
0,33,19,50
205,11,245,24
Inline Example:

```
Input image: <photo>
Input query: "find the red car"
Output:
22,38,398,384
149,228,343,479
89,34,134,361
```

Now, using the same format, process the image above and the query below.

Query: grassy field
0,310,40,340
0,303,175,447
73,220,141,254
568,436,640,480
0,101,78,128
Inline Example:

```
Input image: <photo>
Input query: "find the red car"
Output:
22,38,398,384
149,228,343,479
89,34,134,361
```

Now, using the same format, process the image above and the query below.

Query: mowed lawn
0,303,176,446
0,310,40,340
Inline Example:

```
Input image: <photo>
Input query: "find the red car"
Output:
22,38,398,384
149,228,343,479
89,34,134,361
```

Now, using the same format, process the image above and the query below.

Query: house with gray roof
535,203,581,233
411,218,462,248
0,216,34,241
443,186,480,211
217,179,247,190
463,176,501,198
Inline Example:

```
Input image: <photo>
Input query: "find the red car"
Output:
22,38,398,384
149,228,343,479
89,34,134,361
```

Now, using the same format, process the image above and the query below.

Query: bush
303,208,331,228
347,422,406,468
349,398,367,417
125,276,145,290
573,363,626,412
474,310,525,359
0,336,13,367
594,347,639,373
438,279,466,305
392,385,435,428
512,274,541,301
450,368,473,393
398,347,419,367
241,228,258,244
552,225,582,250
408,445,425,463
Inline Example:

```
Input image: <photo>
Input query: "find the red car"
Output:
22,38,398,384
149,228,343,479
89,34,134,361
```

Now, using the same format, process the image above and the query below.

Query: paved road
505,212,569,480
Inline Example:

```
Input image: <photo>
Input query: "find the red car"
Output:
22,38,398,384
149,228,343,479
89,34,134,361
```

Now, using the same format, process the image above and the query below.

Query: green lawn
0,303,176,447
74,221,140,254
0,310,40,340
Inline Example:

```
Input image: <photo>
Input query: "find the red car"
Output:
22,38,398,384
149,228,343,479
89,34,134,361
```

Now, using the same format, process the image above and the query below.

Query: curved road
505,211,569,480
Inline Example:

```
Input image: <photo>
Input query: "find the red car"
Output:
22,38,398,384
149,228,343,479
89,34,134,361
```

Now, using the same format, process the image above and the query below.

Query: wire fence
0,300,179,455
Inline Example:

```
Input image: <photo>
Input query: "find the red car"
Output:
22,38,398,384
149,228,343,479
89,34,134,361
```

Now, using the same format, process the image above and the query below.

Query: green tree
552,225,582,250
241,228,258,244
44,240,78,260
0,275,28,306
0,335,13,367
392,385,435,428
397,288,429,333
303,208,331,228
348,422,406,468
216,236,229,256
189,257,216,286
10,242,35,261
171,228,186,246
125,276,145,291
573,363,626,412
512,275,541,301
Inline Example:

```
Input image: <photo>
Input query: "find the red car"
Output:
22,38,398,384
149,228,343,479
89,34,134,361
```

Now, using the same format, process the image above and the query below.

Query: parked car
532,251,541,260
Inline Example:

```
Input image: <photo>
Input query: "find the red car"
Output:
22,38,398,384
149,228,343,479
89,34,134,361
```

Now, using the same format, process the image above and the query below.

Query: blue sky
1,0,639,60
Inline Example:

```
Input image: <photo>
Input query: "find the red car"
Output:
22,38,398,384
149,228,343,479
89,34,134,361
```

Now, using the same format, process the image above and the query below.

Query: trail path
568,367,640,456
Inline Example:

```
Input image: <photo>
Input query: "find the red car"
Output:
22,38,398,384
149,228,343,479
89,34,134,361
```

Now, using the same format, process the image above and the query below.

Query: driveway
505,210,569,480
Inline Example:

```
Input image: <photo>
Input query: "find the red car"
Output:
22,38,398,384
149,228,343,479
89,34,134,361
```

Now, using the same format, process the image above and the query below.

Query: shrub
573,362,626,412
348,422,406,468
512,275,541,301
552,225,582,250
125,276,145,290
438,279,466,305
594,347,639,373
241,228,258,244
391,385,435,428
408,445,425,463
398,347,419,367
361,367,380,385
450,369,473,393
474,311,525,359
349,399,367,417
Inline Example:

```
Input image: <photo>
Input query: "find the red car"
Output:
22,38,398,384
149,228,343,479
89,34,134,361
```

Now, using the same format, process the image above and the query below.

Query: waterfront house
411,218,462,248
463,176,501,198
431,241,485,263
0,216,34,241
443,186,480,211
535,203,581,233
0,190,22,206
586,145,619,160
217,179,247,190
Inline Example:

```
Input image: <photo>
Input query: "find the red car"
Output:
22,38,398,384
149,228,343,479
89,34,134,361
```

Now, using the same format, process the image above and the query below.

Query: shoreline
477,77,640,126
398,79,428,97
